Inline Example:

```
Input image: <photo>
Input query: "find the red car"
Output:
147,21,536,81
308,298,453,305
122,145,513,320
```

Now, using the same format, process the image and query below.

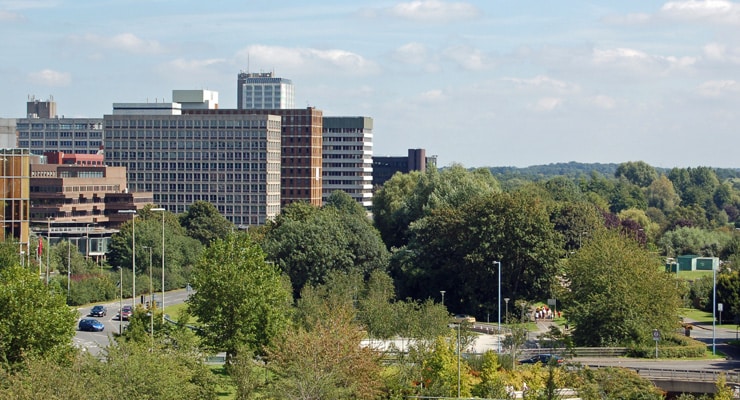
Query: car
117,305,133,321
452,314,476,324
90,305,107,317
519,354,563,365
78,318,105,332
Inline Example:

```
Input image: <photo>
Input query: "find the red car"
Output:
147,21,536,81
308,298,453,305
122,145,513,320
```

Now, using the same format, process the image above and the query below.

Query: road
73,289,191,356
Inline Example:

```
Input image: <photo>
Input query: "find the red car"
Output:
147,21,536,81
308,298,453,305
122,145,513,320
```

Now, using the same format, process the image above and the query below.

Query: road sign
652,329,661,341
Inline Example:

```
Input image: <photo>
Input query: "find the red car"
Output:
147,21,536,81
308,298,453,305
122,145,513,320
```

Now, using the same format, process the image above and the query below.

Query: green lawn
679,307,740,329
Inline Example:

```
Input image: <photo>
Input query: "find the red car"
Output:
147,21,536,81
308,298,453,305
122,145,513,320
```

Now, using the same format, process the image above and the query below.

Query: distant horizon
3,1,740,168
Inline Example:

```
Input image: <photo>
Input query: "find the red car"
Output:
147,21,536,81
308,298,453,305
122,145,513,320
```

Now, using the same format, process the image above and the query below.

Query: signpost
652,329,661,359
718,303,723,325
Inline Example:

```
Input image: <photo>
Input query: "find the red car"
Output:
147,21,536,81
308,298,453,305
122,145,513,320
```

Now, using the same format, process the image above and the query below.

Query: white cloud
387,0,481,22
165,58,226,71
27,69,70,86
590,95,617,109
393,42,429,64
696,79,738,96
503,75,571,91
442,45,490,70
418,89,445,102
531,97,563,112
592,47,696,72
237,45,379,75
71,33,163,55
659,0,740,24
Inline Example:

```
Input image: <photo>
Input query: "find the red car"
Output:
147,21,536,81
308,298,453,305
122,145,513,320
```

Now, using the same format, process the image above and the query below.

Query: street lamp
143,245,153,347
712,265,716,355
46,217,51,285
504,298,510,323
456,322,461,398
440,290,446,306
493,261,501,333
119,210,137,305
66,240,71,304
151,207,165,323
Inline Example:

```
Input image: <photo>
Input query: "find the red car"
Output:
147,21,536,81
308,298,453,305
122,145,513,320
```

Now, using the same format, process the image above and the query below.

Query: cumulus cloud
592,47,696,72
696,79,738,96
393,42,429,64
590,95,617,109
237,45,379,75
166,58,226,71
71,33,163,55
659,0,740,24
442,45,490,70
531,97,563,111
503,75,572,91
386,0,481,22
27,69,71,86
418,89,445,102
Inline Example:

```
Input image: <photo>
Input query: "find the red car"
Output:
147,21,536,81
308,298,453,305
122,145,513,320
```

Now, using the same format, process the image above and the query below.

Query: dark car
519,354,563,365
117,305,133,321
78,318,105,332
90,305,107,317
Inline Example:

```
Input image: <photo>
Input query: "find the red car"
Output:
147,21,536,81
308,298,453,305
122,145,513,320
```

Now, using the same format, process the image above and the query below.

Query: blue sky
2,0,740,168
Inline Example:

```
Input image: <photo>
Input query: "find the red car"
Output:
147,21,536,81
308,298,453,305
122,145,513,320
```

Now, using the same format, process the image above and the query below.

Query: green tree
267,303,384,400
0,265,77,368
420,334,473,398
615,161,658,188
179,200,235,246
646,175,681,212
325,190,368,218
565,229,680,346
187,233,292,361
263,202,389,296
0,240,21,271
400,191,562,315
372,165,501,250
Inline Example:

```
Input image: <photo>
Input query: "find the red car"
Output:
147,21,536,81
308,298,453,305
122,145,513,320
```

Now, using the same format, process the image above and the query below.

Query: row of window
18,123,102,130
105,130,276,139
105,140,271,150
105,118,275,129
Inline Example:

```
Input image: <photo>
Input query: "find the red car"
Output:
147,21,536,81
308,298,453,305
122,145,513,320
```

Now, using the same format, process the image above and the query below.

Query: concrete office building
237,71,294,110
17,97,104,156
0,119,17,148
322,117,373,209
104,101,282,226
372,149,437,188
30,152,151,259
185,107,323,207
0,148,31,253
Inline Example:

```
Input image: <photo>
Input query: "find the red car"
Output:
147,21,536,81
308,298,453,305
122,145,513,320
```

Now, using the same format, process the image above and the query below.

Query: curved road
73,289,191,357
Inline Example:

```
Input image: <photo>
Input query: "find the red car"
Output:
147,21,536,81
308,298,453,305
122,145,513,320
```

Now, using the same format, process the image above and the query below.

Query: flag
37,239,43,257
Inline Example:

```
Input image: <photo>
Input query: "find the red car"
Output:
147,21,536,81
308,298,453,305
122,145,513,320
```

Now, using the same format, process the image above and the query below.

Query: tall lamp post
143,245,153,347
504,298,510,323
151,207,165,322
440,290,446,306
712,265,717,355
119,210,137,305
493,260,502,333
46,217,51,285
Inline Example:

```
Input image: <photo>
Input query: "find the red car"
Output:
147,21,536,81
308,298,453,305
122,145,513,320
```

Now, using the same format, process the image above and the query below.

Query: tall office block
17,98,104,156
0,119,17,148
322,117,373,209
185,107,323,207
0,149,31,252
372,149,437,188
237,71,294,110
104,102,282,226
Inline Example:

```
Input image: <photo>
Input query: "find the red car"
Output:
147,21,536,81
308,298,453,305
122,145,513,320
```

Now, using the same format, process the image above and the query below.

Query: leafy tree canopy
0,265,77,368
565,229,680,346
179,200,234,246
263,202,390,296
187,233,292,361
